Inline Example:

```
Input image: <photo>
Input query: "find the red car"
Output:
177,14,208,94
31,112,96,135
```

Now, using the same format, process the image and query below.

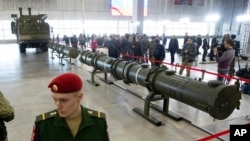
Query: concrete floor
1,44,250,141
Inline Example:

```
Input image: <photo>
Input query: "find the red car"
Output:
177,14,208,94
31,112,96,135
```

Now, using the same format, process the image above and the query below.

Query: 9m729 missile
78,49,241,126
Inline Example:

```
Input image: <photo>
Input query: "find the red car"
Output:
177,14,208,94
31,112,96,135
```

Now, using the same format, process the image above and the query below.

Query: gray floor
1,44,250,141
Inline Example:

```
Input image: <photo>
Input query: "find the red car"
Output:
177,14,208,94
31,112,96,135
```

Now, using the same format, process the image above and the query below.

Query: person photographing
213,39,235,82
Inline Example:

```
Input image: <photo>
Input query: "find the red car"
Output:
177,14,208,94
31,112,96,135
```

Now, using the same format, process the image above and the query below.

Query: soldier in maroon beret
31,72,109,141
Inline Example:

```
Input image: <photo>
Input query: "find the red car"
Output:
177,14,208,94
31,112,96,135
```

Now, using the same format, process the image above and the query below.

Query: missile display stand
99,72,114,84
133,67,183,126
59,53,65,66
133,91,183,126
87,68,100,86
49,43,57,60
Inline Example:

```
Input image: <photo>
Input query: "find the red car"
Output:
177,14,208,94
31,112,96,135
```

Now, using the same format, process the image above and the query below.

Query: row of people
59,34,92,50
83,33,236,82
59,32,238,82
102,34,166,67
180,35,236,82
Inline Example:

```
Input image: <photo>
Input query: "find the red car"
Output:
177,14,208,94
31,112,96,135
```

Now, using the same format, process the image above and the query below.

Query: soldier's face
51,92,83,118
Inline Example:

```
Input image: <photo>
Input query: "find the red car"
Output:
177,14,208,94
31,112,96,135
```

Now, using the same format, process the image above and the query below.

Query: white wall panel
174,5,181,15
147,0,158,14
84,0,108,12
44,0,58,11
166,2,173,15
181,6,190,15
30,0,43,10
2,0,14,10
0,0,2,10
1,11,11,20
47,11,63,20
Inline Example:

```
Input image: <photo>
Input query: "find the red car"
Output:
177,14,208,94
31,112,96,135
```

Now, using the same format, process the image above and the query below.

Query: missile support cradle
49,43,241,126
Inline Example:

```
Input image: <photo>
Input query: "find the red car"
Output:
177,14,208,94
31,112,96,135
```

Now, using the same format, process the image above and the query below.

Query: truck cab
11,7,51,53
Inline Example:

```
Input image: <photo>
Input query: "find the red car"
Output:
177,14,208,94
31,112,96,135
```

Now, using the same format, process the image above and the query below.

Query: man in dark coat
131,37,143,63
107,36,121,59
63,35,70,46
202,34,210,61
162,34,167,47
183,32,189,45
70,35,78,48
168,35,179,64
196,34,202,54
121,36,130,61
210,35,219,61
154,39,165,67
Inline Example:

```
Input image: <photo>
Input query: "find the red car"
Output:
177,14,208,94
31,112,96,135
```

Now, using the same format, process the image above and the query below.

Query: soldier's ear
79,92,84,100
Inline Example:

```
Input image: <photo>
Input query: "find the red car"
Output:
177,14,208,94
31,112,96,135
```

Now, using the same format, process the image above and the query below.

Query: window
0,19,215,40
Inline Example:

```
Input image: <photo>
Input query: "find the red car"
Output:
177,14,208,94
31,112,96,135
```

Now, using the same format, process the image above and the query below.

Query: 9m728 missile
48,43,79,65
78,49,241,126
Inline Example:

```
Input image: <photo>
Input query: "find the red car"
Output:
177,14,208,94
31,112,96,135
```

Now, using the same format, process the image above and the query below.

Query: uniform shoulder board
35,109,57,122
87,108,106,119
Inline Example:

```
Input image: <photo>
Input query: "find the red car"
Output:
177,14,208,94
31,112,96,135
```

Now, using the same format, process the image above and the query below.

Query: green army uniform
32,106,109,141
0,91,14,141
0,91,14,120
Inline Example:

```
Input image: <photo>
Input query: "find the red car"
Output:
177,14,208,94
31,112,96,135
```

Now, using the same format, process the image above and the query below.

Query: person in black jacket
210,35,219,61
131,37,143,63
70,35,78,48
179,37,197,77
168,35,179,64
63,35,70,46
202,34,210,61
196,34,202,54
121,36,130,61
154,39,165,67
107,36,120,58
183,32,189,45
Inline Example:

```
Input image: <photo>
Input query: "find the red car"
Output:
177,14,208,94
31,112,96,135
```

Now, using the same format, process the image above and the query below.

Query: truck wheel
42,44,48,52
20,44,26,53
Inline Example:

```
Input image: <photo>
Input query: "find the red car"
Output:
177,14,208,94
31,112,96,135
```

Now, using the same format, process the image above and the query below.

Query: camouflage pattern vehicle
11,7,50,53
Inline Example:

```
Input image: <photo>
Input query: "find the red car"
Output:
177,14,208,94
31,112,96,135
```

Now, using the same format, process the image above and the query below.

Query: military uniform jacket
31,106,109,141
0,91,14,121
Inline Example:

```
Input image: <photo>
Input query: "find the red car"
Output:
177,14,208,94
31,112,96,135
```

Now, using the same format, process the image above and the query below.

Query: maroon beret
48,72,83,93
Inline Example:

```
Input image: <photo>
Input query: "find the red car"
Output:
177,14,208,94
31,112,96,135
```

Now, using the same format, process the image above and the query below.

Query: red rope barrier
196,123,250,141
196,129,230,141
121,54,250,83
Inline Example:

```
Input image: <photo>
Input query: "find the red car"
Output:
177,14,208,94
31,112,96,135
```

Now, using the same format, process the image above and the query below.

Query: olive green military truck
11,7,51,53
